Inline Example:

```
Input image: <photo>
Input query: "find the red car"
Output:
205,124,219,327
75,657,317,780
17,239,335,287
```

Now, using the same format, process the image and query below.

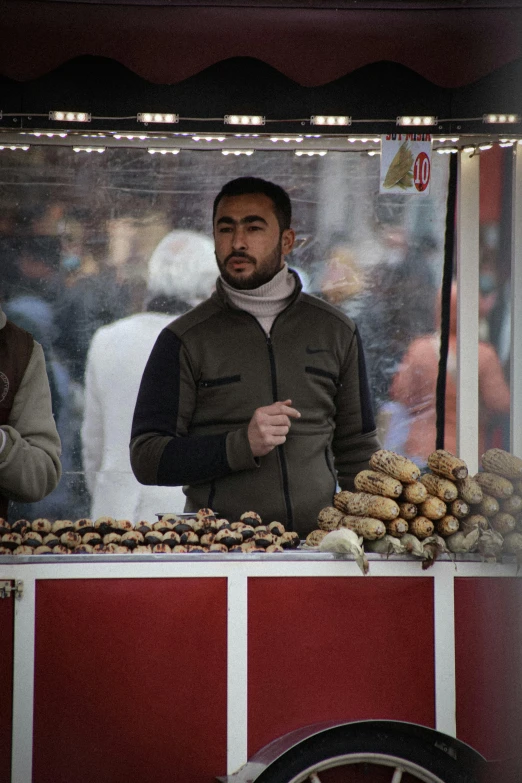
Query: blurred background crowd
0,144,512,521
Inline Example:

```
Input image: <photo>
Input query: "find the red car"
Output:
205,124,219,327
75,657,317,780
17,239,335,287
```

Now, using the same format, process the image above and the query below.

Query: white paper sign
380,134,432,195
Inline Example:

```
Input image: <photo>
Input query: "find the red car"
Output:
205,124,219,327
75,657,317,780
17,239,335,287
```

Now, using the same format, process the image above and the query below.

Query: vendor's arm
331,326,381,489
0,341,62,503
130,328,258,486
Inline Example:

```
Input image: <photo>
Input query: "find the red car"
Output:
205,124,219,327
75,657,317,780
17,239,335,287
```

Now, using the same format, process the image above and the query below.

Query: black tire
256,723,486,783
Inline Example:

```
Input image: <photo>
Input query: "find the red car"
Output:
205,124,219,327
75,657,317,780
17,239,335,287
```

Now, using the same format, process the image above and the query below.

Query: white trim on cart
11,577,35,783
227,574,249,774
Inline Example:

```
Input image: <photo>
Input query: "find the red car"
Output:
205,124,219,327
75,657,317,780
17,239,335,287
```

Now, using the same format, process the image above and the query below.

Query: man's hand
247,399,301,457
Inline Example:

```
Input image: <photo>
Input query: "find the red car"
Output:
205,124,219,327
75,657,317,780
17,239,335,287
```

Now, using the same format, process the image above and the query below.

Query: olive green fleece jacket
130,274,380,536
0,306,62,504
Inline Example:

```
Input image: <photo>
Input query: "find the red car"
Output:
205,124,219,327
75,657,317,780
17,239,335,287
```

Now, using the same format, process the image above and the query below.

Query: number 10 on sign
414,152,430,192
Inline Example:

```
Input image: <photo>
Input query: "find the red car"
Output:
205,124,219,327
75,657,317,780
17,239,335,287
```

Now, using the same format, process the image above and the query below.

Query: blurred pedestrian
389,281,510,464
81,230,217,522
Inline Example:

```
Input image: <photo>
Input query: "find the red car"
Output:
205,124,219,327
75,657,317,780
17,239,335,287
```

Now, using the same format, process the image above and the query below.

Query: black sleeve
130,328,232,486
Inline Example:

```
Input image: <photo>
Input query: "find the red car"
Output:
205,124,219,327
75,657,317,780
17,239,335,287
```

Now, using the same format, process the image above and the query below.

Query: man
82,230,217,522
130,177,380,537
0,300,62,520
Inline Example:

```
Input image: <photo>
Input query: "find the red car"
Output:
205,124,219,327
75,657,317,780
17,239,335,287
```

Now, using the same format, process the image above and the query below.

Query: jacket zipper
265,331,294,531
218,299,297,531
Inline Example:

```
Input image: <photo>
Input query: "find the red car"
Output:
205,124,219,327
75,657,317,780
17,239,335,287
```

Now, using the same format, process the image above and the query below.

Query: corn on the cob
334,491,400,521
420,474,458,502
502,531,522,556
418,495,447,520
398,502,417,520
481,448,522,479
365,534,406,555
401,481,428,504
491,511,516,535
369,449,420,484
427,450,468,480
421,534,449,569
436,515,460,537
401,532,425,557
456,476,483,505
474,472,514,499
475,494,500,517
409,516,435,539
460,514,489,535
333,491,353,513
317,506,344,531
449,498,470,519
354,470,403,498
339,515,386,540
305,529,328,547
478,529,504,562
516,515,522,535
501,494,522,516
515,481,522,496
446,528,480,553
318,528,368,574
386,517,409,538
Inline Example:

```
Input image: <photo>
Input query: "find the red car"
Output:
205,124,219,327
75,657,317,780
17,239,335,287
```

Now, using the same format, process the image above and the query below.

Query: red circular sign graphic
413,151,430,192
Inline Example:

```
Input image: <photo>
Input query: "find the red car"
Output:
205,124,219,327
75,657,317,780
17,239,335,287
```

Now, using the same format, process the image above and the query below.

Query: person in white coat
81,230,217,522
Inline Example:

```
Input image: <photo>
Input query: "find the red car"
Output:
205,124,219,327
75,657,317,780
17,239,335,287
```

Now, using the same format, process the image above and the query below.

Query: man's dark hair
213,177,292,232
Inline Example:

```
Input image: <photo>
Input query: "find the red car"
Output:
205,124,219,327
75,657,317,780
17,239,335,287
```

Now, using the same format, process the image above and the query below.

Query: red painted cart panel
454,577,522,774
32,578,228,783
247,576,436,757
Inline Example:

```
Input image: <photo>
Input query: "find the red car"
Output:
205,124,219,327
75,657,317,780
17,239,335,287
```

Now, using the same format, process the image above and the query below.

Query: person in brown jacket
0,302,62,520
130,177,380,536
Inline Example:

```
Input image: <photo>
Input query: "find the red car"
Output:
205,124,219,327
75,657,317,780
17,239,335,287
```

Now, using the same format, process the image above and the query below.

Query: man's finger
277,405,301,419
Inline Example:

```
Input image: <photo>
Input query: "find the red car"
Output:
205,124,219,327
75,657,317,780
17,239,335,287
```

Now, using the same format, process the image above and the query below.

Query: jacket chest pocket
198,374,241,389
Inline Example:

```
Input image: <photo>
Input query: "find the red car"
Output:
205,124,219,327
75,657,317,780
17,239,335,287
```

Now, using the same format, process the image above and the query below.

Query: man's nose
232,226,248,249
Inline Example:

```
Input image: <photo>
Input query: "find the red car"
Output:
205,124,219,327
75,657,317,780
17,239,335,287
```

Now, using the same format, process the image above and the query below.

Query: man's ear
281,228,295,255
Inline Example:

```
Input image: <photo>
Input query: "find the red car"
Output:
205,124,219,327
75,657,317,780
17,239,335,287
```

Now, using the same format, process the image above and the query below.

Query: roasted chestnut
83,532,103,547
43,533,60,548
11,519,30,535
278,531,300,549
268,521,285,537
240,511,262,528
32,518,51,534
23,531,43,548
1,533,22,551
94,516,117,536
145,530,164,547
61,532,81,549
52,519,74,536
13,545,34,556
162,531,181,548
74,518,95,535
120,531,144,550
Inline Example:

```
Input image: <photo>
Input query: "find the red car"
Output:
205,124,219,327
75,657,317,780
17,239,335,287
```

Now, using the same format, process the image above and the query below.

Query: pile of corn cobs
307,447,522,567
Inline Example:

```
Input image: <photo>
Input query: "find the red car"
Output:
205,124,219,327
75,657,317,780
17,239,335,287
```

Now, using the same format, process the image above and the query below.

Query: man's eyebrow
216,214,269,226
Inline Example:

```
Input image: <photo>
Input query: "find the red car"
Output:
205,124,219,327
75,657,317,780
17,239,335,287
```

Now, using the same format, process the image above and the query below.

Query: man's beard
217,239,283,290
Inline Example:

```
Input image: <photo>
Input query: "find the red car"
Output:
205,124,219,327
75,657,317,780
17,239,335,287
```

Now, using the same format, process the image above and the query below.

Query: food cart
1,2,522,782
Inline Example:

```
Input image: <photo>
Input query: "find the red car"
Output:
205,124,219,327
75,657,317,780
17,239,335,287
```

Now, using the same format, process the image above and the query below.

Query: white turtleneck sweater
220,263,296,334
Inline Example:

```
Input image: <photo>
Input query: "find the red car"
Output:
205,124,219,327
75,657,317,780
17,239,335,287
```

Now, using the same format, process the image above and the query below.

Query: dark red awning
1,0,521,88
